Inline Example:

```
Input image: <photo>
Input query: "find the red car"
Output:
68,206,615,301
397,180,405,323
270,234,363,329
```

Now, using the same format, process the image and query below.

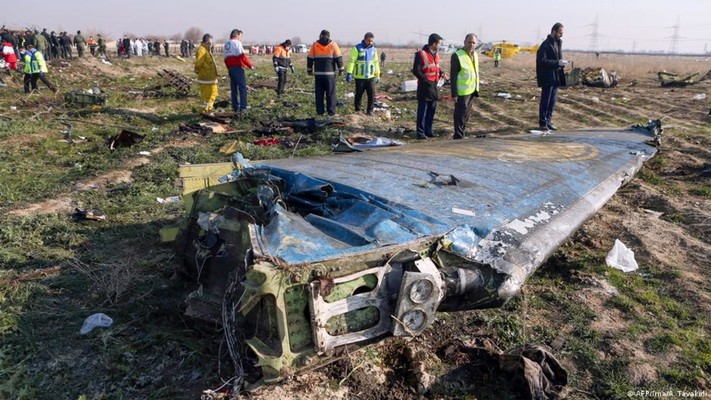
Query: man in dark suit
536,23,568,131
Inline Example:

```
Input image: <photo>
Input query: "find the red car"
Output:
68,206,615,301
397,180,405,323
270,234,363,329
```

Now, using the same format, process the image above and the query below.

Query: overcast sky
3,0,711,53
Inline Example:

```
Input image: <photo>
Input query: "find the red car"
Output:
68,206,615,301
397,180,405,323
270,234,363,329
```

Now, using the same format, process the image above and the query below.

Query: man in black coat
536,22,568,131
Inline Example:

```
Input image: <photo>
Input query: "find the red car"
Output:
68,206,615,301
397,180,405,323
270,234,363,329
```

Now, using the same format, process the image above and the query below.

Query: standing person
180,39,187,57
272,39,294,97
346,32,380,115
97,34,106,58
224,29,254,112
493,48,501,67
87,36,97,56
21,45,57,93
41,29,52,60
57,32,67,59
188,40,195,57
122,36,131,58
61,32,73,59
194,33,218,113
153,40,160,56
536,22,568,131
380,51,386,67
163,40,169,57
74,30,86,57
450,33,480,140
412,33,445,139
307,29,344,116
49,31,60,60
2,34,19,71
34,30,49,61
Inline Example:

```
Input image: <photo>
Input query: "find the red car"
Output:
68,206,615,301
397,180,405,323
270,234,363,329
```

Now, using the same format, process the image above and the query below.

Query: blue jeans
539,86,558,127
228,67,248,111
416,100,437,137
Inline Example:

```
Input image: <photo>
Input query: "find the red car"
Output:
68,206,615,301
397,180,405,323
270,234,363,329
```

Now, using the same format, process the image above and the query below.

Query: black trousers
453,93,477,139
276,69,288,96
24,73,56,93
314,75,336,116
77,46,84,57
354,78,375,113
539,85,558,127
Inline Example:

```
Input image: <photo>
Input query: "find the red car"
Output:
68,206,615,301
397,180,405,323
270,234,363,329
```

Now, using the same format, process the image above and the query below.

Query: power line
667,16,681,54
587,13,599,52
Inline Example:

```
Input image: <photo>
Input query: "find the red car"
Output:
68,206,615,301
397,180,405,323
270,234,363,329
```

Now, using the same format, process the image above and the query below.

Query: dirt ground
0,49,709,400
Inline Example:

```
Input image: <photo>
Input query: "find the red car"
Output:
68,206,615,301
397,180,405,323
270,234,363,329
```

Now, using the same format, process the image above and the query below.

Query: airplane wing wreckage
169,122,662,390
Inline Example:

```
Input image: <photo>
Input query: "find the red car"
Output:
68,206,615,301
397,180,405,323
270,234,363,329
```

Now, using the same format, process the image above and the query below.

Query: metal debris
657,71,699,87
64,90,107,107
106,129,145,150
157,69,192,95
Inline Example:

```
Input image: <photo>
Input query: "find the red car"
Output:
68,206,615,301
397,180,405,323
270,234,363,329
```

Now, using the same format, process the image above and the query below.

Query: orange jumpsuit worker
307,30,344,116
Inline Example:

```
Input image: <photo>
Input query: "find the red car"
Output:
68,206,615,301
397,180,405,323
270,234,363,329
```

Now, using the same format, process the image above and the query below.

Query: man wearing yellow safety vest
194,34,218,113
450,33,480,140
21,44,57,94
494,48,501,67
346,32,380,115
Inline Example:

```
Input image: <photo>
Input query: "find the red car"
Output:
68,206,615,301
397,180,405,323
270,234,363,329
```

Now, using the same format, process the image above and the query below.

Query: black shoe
539,125,550,131
547,123,558,131
425,133,434,138
416,135,428,140
453,134,464,140
366,111,374,116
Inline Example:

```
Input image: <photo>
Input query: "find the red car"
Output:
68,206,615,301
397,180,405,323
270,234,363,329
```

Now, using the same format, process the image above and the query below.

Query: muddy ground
0,49,709,400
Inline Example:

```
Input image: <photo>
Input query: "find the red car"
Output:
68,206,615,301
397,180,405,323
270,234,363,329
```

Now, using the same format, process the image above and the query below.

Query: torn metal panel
657,71,699,87
174,123,660,388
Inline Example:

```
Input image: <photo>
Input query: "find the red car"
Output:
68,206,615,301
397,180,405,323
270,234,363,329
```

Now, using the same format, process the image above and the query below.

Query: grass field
0,48,709,399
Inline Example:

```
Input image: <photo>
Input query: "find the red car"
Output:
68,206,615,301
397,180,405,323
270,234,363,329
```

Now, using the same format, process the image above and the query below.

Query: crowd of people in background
2,22,569,138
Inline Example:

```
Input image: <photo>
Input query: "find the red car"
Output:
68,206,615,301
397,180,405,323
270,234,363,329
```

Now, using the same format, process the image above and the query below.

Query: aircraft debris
566,67,618,88
278,118,344,133
466,338,568,400
331,134,403,152
692,93,706,100
253,137,280,146
106,129,145,150
657,71,699,87
401,79,418,93
157,69,192,95
63,90,107,107
72,208,107,221
169,122,660,390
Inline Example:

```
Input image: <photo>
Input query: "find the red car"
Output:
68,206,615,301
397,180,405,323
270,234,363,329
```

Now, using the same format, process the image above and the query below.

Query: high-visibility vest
307,40,342,75
23,50,47,74
455,49,479,96
418,49,440,82
346,42,380,79
493,51,501,61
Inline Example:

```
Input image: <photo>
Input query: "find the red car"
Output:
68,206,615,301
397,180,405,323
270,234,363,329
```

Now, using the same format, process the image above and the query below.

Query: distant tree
169,32,182,42
184,27,204,43
291,36,302,45
122,32,136,39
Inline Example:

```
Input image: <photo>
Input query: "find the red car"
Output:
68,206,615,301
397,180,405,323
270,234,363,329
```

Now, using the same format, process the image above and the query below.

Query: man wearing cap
346,32,380,115
412,33,445,139
224,29,254,112
273,39,295,97
307,29,344,116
